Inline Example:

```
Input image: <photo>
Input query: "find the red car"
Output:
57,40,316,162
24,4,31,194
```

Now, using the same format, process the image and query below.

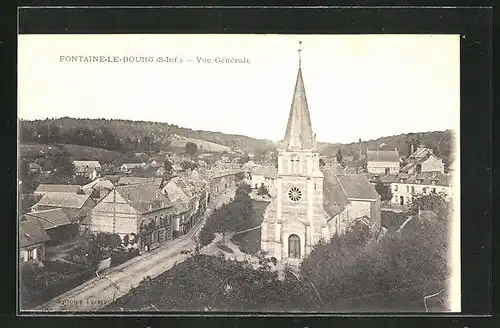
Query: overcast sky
18,34,460,144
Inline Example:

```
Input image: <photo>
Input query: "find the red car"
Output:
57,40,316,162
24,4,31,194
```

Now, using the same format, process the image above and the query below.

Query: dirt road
32,187,236,312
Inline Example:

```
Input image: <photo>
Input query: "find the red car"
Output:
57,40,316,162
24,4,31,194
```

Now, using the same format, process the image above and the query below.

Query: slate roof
19,218,51,248
24,208,72,229
322,169,350,217
82,179,114,191
336,175,380,200
283,60,314,150
35,184,82,194
117,177,163,187
34,193,92,209
397,172,451,187
115,183,172,214
251,166,278,178
366,150,400,163
409,147,433,159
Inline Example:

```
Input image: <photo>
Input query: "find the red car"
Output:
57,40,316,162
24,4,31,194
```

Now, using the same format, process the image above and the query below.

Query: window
314,183,317,191
288,234,301,259
432,188,436,193
422,187,427,194
27,249,36,260
411,186,415,193
288,187,302,202
394,185,398,191
406,186,409,192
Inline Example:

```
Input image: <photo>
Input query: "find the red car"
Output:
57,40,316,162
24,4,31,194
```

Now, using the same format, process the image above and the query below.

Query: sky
18,34,460,144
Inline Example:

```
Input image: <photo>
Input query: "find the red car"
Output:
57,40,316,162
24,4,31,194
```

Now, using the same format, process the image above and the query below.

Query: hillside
19,117,275,154
18,117,456,166
170,135,233,153
20,143,124,164
320,130,456,166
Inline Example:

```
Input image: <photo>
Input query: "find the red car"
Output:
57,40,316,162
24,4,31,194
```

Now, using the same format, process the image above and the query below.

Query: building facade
366,149,400,175
390,172,452,205
260,50,381,266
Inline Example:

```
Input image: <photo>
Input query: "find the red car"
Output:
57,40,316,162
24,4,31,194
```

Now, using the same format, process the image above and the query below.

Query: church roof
322,169,350,217
283,50,315,150
336,175,380,200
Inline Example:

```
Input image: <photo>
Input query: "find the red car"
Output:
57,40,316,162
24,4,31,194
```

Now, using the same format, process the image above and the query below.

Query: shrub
198,226,215,247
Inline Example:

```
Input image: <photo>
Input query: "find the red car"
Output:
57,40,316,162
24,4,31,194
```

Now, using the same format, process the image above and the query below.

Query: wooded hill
19,117,456,165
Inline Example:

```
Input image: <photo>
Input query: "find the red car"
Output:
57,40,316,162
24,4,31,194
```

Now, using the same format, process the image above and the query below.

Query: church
260,44,382,265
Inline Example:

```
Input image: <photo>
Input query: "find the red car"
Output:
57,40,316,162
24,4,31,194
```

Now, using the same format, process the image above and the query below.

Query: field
170,135,233,153
19,143,123,163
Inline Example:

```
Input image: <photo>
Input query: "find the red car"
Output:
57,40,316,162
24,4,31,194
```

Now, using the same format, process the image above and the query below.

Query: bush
216,244,234,253
198,226,215,247
110,249,140,267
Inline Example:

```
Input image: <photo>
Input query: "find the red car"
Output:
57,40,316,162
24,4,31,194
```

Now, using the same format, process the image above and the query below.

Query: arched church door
288,234,301,259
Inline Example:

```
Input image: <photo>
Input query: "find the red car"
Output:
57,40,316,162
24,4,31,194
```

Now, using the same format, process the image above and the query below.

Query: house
19,218,51,263
31,193,97,224
117,177,163,188
162,176,207,236
29,163,43,173
120,163,146,172
366,149,400,175
155,167,166,177
221,156,231,163
242,160,258,170
248,153,255,161
23,209,75,245
82,178,115,201
250,166,278,192
34,184,83,196
390,172,452,205
73,161,101,180
401,145,445,174
86,183,177,253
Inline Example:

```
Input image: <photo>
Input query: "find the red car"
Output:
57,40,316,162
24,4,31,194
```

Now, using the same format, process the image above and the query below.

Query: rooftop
35,184,82,194
20,218,51,248
23,208,72,229
34,192,93,209
366,150,400,163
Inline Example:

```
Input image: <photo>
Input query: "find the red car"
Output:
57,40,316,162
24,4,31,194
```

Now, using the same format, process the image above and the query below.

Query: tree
198,226,215,247
181,160,198,172
319,158,326,167
164,159,173,175
51,147,75,183
239,155,250,165
257,185,269,197
374,181,392,201
185,142,198,156
336,149,343,165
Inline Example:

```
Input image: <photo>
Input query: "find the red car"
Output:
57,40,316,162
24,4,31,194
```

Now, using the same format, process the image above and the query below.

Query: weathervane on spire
297,40,302,64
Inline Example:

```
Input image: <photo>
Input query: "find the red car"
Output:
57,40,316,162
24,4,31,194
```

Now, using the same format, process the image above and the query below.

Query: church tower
261,42,328,265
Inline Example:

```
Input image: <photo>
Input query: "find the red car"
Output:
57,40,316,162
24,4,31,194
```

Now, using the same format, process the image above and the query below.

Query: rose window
288,187,302,202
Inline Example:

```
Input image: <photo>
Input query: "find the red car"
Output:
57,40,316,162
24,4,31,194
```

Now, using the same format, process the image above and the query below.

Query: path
32,187,236,312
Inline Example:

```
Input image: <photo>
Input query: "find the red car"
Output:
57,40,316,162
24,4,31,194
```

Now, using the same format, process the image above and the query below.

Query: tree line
108,192,451,312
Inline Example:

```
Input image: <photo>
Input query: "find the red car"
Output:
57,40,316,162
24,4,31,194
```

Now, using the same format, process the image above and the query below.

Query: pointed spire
283,41,315,150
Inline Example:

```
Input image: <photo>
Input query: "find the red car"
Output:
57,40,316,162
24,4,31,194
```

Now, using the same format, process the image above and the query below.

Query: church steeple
283,41,315,150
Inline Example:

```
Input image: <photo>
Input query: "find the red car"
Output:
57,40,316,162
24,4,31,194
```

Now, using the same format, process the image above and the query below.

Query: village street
33,187,236,312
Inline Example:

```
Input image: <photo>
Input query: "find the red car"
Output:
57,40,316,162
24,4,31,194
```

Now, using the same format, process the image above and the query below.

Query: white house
250,166,278,192
390,172,452,206
401,146,445,174
73,160,101,180
366,149,400,175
